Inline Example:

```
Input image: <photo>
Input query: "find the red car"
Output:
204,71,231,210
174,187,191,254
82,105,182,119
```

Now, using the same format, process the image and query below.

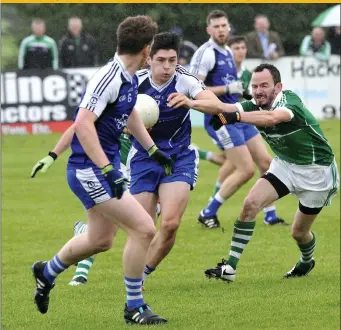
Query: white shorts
268,157,339,208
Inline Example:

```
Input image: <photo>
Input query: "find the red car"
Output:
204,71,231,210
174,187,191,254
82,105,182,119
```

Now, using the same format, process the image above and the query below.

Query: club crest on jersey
89,94,99,106
221,74,236,86
114,114,129,130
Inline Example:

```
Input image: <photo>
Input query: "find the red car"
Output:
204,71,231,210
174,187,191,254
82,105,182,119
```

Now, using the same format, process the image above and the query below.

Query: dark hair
206,10,228,26
227,35,246,47
117,16,158,55
254,63,281,85
149,32,180,58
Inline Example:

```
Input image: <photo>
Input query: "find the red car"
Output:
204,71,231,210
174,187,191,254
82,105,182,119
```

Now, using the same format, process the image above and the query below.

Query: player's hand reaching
225,81,244,95
31,152,58,178
167,93,194,109
101,164,126,199
209,111,241,130
148,145,174,175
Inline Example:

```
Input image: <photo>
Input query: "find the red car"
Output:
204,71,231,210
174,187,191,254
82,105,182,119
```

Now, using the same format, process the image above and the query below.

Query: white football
134,94,160,129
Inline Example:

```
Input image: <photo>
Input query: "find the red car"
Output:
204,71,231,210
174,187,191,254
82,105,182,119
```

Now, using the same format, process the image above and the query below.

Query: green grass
2,120,340,329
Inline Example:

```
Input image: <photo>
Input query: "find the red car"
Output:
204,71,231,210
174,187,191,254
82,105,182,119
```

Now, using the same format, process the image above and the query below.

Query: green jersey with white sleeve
236,90,334,166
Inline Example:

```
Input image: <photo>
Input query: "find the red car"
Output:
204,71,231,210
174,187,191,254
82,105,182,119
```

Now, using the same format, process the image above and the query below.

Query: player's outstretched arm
209,108,293,130
167,92,238,115
31,124,75,178
239,108,293,126
127,108,174,175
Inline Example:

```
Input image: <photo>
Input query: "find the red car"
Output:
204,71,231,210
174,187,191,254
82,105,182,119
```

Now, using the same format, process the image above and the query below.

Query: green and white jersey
119,134,132,166
238,64,252,91
18,35,58,70
236,90,334,166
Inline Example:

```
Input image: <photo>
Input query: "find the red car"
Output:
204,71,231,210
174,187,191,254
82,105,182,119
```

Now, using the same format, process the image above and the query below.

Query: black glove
148,145,174,175
101,164,126,199
209,111,241,131
242,91,253,100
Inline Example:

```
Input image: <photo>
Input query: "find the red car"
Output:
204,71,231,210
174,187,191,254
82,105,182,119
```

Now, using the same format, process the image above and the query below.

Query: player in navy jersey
126,31,222,285
30,16,171,325
190,10,287,228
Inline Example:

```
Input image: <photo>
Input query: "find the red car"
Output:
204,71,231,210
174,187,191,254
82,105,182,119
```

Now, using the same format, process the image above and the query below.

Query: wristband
48,151,58,160
101,164,113,174
147,145,158,156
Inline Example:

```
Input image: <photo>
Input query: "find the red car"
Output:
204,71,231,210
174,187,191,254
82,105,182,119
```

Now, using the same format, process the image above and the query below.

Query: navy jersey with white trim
190,40,238,126
68,54,138,167
133,64,205,154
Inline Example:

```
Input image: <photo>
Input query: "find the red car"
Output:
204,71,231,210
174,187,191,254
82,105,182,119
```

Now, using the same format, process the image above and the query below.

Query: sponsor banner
1,56,339,134
1,69,87,125
244,55,340,120
1,121,73,135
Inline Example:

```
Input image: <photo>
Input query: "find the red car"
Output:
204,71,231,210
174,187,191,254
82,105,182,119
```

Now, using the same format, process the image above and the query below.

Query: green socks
227,219,256,269
297,232,316,271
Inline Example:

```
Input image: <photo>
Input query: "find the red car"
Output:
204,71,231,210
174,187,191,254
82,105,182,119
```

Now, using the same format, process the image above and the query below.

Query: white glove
225,81,244,95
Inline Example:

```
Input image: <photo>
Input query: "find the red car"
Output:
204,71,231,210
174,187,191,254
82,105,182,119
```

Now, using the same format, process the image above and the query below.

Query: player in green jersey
168,63,339,280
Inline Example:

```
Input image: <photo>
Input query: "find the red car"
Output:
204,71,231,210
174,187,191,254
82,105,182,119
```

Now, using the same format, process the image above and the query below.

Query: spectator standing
59,17,98,68
327,26,340,55
300,27,331,61
245,15,285,60
18,18,58,70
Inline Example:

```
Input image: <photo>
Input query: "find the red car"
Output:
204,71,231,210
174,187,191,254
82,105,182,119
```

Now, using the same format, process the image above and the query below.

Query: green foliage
2,120,340,329
2,4,333,69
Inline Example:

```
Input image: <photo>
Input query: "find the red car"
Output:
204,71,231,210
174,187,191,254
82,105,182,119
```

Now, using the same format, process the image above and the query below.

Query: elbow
268,114,281,126
73,119,85,136
213,101,226,114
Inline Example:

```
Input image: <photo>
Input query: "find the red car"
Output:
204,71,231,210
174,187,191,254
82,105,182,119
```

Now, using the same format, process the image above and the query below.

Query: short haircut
254,63,281,85
255,14,269,21
32,18,45,25
116,15,158,55
206,10,228,26
227,35,246,47
149,32,180,58
68,17,82,24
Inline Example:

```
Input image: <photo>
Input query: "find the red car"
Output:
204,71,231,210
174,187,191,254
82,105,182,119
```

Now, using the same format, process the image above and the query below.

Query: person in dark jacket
18,18,58,70
59,17,98,68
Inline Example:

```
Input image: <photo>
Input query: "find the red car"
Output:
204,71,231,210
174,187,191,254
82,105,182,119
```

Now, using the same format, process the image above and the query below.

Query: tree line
3,4,332,70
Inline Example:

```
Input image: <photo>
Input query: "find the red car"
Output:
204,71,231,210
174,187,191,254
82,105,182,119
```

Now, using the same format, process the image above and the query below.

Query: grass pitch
2,120,340,329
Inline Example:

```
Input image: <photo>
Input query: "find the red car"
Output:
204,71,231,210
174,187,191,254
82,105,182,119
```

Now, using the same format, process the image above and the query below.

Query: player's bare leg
283,208,318,278
207,157,235,203
199,145,255,228
144,182,190,279
32,193,157,314
246,134,288,225
132,191,159,282
205,177,281,281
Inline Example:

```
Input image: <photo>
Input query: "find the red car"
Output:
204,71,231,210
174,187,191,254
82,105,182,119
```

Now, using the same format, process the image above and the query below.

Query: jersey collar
209,38,228,56
271,91,284,109
237,62,246,79
114,53,133,82
148,69,175,92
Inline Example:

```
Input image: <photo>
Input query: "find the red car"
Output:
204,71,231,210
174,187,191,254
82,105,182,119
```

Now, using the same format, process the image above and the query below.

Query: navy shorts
128,145,199,195
67,157,122,210
205,122,259,150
